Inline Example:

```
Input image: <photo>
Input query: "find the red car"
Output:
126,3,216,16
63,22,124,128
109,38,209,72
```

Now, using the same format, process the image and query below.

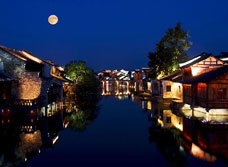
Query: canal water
1,95,228,166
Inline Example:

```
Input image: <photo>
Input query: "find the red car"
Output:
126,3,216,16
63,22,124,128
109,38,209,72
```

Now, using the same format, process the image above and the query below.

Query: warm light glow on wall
102,81,105,95
173,82,182,88
18,79,42,100
106,81,109,91
126,81,130,94
198,83,207,87
173,82,183,101
147,82,152,91
162,81,183,100
116,81,119,95
191,67,202,76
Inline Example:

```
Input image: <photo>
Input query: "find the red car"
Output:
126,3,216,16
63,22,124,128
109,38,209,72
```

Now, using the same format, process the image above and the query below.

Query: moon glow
48,15,58,25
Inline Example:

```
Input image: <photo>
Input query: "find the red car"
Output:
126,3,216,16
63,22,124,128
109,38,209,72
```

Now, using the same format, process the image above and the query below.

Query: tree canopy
64,61,94,84
148,22,192,79
64,60,100,101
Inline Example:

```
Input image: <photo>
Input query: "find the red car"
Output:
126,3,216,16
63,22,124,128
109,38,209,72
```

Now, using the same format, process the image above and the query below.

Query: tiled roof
179,52,218,68
216,52,228,63
0,45,69,82
160,70,182,82
183,65,228,84
0,45,28,62
0,45,43,64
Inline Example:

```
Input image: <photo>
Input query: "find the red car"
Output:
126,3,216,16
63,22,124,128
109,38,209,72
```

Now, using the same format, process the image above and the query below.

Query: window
184,85,192,97
197,83,207,99
154,83,158,90
198,87,207,98
212,88,227,100
166,117,171,123
166,85,171,92
216,88,226,99
216,135,226,144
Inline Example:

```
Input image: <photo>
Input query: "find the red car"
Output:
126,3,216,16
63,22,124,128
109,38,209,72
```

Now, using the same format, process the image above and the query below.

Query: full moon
48,15,58,25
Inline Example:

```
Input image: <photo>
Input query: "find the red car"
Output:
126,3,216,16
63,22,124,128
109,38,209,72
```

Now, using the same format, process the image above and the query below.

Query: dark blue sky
0,0,228,71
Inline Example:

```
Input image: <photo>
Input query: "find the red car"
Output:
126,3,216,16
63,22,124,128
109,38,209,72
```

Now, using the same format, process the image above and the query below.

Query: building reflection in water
147,101,228,163
102,84,228,164
189,143,216,162
0,108,65,167
1,82,227,166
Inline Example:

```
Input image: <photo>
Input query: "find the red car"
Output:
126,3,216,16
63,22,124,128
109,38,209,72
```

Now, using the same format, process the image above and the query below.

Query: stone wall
0,48,64,104
0,49,42,100
16,72,42,100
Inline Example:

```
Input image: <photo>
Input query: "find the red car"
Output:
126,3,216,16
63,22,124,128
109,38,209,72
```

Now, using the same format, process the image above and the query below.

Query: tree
64,60,100,98
64,61,101,131
148,22,192,79
64,61,93,84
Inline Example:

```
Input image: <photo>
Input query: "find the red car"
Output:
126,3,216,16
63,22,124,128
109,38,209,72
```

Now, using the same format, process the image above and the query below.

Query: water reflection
67,100,101,132
64,86,101,132
182,116,228,161
0,110,65,167
148,102,228,164
0,79,102,166
148,124,187,166
102,84,228,165
1,82,228,166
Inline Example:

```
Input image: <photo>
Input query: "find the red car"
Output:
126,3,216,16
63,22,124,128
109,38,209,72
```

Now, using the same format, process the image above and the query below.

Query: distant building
100,69,131,95
133,68,152,93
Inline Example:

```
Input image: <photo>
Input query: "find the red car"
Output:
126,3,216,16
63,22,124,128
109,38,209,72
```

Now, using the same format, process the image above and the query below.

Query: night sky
0,0,228,71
